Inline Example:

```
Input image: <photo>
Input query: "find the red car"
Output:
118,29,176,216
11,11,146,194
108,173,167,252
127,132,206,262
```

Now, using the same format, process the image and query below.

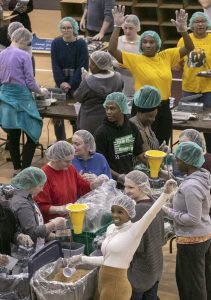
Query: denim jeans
131,281,159,300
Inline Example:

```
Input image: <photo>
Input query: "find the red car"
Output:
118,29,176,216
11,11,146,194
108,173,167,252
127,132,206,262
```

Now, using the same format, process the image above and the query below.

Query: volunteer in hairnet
74,50,123,134
0,27,48,176
9,167,67,251
163,141,211,300
35,141,108,222
72,129,112,179
124,170,164,300
69,179,176,300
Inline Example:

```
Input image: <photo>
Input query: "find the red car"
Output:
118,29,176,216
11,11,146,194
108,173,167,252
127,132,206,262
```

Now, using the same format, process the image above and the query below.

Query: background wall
34,0,60,10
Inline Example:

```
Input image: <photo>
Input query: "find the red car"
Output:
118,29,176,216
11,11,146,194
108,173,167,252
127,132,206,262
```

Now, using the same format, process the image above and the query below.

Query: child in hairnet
69,179,177,300
163,141,211,300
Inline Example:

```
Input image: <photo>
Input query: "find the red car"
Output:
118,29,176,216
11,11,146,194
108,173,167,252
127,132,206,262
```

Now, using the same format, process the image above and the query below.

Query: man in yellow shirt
177,11,211,153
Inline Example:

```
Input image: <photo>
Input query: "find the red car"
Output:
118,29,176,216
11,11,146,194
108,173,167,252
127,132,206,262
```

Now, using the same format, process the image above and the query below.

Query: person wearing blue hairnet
74,50,123,134
69,180,176,300
163,141,211,300
94,92,145,186
9,167,67,251
51,17,89,141
177,11,211,154
109,6,194,145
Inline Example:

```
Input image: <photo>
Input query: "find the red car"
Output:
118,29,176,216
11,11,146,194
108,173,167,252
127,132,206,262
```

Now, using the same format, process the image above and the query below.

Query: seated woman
124,170,164,300
72,130,112,179
114,14,141,98
130,85,161,152
35,141,107,222
9,167,67,251
70,179,176,300
0,28,47,176
74,50,123,134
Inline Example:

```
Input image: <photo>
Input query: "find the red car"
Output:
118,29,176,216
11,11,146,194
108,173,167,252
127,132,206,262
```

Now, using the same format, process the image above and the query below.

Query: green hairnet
11,167,46,190
90,51,113,71
45,141,75,161
134,85,161,111
123,15,141,32
175,141,205,168
59,17,79,36
74,130,96,154
103,92,129,115
189,12,211,31
139,31,161,53
8,22,24,38
11,27,32,43
126,170,152,196
179,129,205,152
112,194,136,218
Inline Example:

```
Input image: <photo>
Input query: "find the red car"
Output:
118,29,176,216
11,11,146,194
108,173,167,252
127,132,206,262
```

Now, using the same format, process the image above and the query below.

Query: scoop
63,266,76,278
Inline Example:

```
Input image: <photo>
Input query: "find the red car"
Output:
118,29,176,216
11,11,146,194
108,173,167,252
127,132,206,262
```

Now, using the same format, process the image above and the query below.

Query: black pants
176,239,211,300
151,100,172,145
5,129,37,170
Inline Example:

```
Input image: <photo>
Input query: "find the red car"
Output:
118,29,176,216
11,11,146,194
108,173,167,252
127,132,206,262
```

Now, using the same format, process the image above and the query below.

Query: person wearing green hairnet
109,6,194,145
94,92,145,186
163,141,211,300
9,167,67,251
177,11,211,154
51,16,89,141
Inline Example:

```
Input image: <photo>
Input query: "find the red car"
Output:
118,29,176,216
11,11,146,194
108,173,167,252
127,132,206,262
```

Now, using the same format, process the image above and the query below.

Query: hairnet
175,141,205,168
45,141,75,161
90,50,113,71
11,167,46,190
11,27,32,43
59,17,79,36
139,31,161,53
134,85,161,112
126,170,152,196
123,14,141,32
74,130,96,154
112,194,136,218
179,129,206,152
189,12,211,31
8,22,24,38
103,92,129,114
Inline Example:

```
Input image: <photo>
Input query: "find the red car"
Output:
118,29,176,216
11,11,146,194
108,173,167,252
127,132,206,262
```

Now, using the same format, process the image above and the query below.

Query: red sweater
35,164,91,222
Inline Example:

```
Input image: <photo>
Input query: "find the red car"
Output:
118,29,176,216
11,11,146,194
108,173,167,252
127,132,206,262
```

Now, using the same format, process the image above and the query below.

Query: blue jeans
130,281,159,300
182,91,211,154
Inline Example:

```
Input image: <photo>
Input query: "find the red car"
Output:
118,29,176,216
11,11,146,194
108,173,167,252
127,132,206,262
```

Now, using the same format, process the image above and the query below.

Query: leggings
5,128,37,170
98,265,132,300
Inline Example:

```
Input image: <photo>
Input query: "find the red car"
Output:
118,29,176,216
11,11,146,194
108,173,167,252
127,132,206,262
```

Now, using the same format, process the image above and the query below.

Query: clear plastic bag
0,273,30,300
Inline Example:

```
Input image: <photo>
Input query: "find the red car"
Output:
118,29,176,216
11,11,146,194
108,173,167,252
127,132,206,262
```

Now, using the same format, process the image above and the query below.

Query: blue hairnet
179,129,206,152
189,12,211,31
134,85,161,109
45,141,75,161
74,130,96,154
175,141,205,168
103,92,129,115
139,31,161,53
112,194,136,218
59,17,79,36
11,167,46,190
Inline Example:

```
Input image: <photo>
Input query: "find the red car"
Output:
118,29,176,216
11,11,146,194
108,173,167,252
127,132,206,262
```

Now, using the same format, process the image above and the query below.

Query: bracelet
114,25,122,28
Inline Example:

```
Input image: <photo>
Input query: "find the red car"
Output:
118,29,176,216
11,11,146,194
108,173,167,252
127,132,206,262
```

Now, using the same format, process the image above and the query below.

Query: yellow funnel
66,203,88,234
145,150,166,178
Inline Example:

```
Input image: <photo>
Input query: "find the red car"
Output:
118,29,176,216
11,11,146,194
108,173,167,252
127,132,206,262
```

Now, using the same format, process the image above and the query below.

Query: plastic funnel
66,204,88,234
145,150,166,178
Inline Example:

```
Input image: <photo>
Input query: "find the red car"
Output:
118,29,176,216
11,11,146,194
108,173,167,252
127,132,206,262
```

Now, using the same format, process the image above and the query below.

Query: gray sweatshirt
168,168,211,237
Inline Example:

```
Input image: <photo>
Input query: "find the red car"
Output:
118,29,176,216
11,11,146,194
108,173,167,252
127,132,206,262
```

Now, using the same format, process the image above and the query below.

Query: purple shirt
0,46,40,93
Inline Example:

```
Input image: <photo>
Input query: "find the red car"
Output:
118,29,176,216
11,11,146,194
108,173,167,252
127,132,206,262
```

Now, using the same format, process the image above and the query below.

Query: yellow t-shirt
121,48,181,100
177,33,211,93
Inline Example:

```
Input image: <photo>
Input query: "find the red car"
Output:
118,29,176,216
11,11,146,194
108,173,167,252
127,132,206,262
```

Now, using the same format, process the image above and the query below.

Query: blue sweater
72,152,112,178
51,37,89,92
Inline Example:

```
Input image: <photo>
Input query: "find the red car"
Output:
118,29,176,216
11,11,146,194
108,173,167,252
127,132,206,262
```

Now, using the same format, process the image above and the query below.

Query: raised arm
171,9,194,58
108,5,125,63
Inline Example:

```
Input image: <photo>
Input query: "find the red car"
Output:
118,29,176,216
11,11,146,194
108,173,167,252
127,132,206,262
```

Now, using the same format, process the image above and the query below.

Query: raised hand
112,5,125,27
171,9,188,32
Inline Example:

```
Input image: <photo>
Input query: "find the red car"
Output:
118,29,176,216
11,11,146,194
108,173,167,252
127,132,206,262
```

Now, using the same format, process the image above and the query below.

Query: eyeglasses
61,26,72,31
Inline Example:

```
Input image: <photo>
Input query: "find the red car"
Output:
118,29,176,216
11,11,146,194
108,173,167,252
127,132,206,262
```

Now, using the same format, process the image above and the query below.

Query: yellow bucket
145,150,166,179
66,203,88,234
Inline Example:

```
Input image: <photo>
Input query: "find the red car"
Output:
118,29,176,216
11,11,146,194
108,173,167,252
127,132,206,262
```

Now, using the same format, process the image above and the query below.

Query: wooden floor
0,9,179,299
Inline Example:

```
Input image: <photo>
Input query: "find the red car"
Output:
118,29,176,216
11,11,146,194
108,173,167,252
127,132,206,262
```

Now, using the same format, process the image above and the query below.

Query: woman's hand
60,82,71,93
16,233,34,248
171,9,188,32
112,5,125,27
0,254,9,267
163,179,177,194
81,172,97,182
51,217,67,230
